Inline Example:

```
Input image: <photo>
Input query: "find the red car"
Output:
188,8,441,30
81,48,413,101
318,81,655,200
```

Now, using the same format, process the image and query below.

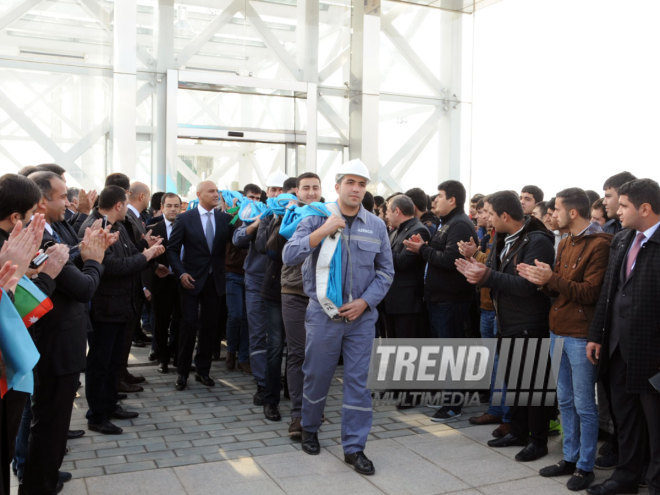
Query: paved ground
11,346,649,495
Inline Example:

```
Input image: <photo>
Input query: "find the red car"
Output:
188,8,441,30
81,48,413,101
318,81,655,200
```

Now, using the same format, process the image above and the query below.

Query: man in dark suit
148,193,182,374
167,180,233,391
382,194,430,338
0,174,56,495
79,186,164,435
19,172,107,495
116,182,153,390
586,178,660,495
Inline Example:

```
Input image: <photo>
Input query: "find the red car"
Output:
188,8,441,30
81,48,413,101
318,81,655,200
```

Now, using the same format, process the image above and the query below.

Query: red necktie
625,232,645,278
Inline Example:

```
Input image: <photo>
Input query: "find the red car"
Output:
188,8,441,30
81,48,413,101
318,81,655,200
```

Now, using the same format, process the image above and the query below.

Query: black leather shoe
157,363,168,374
117,393,127,400
117,381,143,393
264,403,281,422
56,481,64,493
515,442,548,462
344,451,375,475
111,406,139,420
88,420,123,435
587,479,638,495
148,350,157,361
175,375,187,391
67,429,85,440
301,430,320,455
124,373,146,384
567,469,594,491
58,471,72,483
487,433,526,448
539,459,576,477
253,386,265,406
595,451,618,470
194,373,215,387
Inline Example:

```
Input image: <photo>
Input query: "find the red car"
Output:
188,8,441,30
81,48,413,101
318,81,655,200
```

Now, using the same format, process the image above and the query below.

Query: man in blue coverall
282,159,394,475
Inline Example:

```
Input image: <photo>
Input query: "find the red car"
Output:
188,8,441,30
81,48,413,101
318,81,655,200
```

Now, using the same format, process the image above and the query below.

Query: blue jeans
225,272,249,363
264,299,285,405
427,301,471,338
480,310,511,421
551,332,599,471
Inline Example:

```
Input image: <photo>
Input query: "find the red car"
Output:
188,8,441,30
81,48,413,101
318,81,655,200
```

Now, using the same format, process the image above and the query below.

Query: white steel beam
112,0,137,176
349,0,380,173
175,0,243,69
245,1,302,80
381,18,445,95
0,0,43,31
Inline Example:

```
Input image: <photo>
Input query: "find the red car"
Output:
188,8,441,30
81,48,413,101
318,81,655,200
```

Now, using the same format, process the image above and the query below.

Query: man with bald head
167,181,234,390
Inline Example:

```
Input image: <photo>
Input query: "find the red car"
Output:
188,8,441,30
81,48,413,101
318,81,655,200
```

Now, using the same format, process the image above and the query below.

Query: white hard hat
335,159,371,183
266,171,289,188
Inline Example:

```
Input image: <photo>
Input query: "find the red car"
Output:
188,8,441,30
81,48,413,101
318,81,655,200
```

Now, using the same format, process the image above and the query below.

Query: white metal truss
0,0,472,195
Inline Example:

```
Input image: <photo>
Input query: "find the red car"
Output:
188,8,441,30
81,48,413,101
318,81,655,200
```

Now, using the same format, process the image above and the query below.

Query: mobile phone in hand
29,249,49,269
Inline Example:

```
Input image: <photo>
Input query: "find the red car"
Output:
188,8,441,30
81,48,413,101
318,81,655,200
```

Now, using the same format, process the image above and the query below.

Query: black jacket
588,226,660,393
80,211,152,324
256,215,285,302
166,207,233,297
32,230,103,375
383,217,430,314
482,216,555,337
421,208,478,303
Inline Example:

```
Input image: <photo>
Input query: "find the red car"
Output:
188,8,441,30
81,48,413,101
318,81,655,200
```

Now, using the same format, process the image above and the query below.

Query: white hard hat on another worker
335,159,371,183
266,171,289,188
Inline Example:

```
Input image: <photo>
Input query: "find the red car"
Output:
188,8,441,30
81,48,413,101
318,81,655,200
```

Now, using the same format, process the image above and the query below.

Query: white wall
469,0,660,199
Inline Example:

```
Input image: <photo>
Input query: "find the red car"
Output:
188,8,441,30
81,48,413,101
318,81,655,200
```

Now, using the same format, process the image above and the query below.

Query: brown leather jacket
545,223,611,338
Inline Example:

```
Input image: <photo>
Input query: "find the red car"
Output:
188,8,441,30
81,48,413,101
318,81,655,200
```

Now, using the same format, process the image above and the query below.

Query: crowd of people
0,161,658,495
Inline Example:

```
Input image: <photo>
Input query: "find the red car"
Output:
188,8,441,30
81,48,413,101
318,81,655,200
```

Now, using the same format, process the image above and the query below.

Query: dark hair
546,197,556,210
555,187,590,219
28,171,63,200
17,165,38,177
105,172,130,190
591,198,608,220
585,190,600,206
362,191,374,213
521,185,544,203
0,174,43,220
160,192,181,206
243,183,262,196
283,177,298,193
486,190,524,221
260,190,267,203
150,192,165,211
67,187,80,202
437,180,466,210
296,172,320,188
34,163,66,177
99,185,127,210
534,201,548,217
405,188,428,213
617,178,660,214
603,171,636,192
389,194,415,217
471,193,485,204
476,198,486,210
373,195,385,207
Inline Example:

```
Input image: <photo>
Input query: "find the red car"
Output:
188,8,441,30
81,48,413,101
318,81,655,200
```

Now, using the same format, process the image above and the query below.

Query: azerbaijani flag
13,276,53,327
0,288,40,397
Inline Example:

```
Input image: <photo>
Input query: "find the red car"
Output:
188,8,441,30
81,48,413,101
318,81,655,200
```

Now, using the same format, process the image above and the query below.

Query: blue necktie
205,212,214,252
52,229,62,243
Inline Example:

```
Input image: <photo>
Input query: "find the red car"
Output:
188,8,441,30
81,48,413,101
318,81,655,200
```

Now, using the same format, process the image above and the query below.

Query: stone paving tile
51,345,619,495
84,469,185,494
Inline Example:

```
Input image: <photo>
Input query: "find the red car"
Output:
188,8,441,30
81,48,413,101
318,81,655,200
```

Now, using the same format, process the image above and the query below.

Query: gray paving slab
25,344,644,495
